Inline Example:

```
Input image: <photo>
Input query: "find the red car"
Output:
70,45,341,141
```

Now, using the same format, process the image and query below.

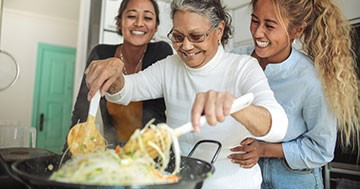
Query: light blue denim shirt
232,47,337,169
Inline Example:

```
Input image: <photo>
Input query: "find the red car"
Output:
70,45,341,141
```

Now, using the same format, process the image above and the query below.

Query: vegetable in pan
50,121,181,185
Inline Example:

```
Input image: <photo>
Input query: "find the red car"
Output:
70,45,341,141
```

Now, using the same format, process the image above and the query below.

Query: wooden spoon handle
174,93,254,136
88,90,101,117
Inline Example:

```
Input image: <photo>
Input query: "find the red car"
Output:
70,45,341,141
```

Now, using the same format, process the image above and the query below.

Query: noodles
50,121,181,185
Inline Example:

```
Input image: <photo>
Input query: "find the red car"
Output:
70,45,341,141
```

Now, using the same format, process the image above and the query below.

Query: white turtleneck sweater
106,46,288,189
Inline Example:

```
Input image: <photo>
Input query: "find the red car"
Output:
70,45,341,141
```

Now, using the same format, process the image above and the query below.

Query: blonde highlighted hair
252,0,360,151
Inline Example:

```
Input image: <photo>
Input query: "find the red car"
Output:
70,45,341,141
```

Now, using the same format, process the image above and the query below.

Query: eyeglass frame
167,25,217,43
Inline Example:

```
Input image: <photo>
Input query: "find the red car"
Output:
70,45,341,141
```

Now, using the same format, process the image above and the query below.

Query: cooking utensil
174,93,254,136
67,90,106,156
123,93,254,159
10,140,218,189
0,50,19,91
0,1,19,91
0,148,57,189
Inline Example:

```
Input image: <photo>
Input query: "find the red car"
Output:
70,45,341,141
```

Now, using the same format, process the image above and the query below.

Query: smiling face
118,0,158,47
171,10,224,68
250,0,293,63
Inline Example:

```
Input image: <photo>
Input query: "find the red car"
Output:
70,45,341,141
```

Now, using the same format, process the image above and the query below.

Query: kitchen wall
0,0,249,148
0,0,80,128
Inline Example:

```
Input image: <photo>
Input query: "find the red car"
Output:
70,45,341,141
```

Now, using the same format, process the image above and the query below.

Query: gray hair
170,0,233,45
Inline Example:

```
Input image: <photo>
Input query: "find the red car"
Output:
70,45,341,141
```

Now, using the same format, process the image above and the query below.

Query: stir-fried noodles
50,121,181,185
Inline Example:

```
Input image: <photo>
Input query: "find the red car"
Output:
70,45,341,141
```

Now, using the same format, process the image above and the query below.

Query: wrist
260,142,269,158
108,76,124,94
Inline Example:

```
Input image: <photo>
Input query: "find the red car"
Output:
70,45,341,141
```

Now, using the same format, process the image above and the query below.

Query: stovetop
0,147,57,189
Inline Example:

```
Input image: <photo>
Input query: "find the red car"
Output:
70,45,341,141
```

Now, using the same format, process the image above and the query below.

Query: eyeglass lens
168,26,215,43
170,33,206,43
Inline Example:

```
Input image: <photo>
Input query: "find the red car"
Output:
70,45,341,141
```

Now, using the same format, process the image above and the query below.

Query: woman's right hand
191,90,236,132
85,57,124,100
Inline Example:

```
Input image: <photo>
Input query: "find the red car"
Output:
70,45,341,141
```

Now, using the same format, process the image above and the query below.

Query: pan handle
0,154,31,189
187,139,222,164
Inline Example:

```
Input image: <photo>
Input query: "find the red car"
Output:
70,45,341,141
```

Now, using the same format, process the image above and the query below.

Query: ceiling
2,0,250,21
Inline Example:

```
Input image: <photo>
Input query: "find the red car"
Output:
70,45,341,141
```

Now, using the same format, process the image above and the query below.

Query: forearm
261,142,284,158
232,104,271,136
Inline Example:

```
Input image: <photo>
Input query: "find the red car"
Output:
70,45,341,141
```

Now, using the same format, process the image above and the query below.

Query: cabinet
99,0,122,44
102,0,121,32
102,30,123,45
232,4,252,48
337,0,360,24
153,0,172,43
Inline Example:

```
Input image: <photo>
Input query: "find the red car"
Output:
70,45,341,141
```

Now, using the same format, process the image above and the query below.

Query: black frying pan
9,140,221,189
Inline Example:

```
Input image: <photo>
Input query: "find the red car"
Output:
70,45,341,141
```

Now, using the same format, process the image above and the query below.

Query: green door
32,43,76,153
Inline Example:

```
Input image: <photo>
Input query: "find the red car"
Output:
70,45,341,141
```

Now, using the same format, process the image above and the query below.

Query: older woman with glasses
85,0,288,188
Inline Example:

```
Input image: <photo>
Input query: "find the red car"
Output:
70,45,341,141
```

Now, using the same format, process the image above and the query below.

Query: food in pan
50,121,181,185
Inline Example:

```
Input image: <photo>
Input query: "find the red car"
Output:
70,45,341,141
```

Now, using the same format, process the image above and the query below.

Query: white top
106,46,288,189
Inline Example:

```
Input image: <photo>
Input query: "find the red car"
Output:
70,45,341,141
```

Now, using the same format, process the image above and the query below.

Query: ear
293,22,307,39
116,19,122,29
216,21,225,41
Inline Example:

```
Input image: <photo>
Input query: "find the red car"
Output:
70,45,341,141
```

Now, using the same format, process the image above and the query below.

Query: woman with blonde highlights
231,0,359,188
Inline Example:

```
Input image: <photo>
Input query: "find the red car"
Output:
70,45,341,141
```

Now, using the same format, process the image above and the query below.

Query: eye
189,33,204,42
172,33,184,42
127,15,136,19
144,16,154,21
251,19,259,24
265,24,275,30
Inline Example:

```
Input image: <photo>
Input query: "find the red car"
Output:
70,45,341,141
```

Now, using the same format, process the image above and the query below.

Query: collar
185,45,225,75
265,48,302,75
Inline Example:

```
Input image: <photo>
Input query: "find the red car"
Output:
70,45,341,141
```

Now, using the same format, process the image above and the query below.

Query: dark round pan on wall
10,140,221,189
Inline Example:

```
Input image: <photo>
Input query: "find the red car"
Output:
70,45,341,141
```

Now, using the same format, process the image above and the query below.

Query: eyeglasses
167,26,216,43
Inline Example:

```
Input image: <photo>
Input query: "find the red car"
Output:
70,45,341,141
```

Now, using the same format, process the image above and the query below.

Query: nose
252,24,265,38
135,17,144,27
180,37,194,50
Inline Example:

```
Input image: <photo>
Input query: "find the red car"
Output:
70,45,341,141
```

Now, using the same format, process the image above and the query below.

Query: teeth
131,31,145,35
256,40,270,47
183,51,200,56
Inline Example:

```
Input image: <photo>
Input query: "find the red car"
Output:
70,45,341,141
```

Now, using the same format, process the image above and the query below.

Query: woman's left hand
228,137,264,168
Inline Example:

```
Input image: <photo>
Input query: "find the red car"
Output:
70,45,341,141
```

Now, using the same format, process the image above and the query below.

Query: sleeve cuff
105,87,125,103
255,107,288,142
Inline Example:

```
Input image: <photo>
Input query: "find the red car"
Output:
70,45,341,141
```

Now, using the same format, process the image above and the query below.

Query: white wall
0,9,78,127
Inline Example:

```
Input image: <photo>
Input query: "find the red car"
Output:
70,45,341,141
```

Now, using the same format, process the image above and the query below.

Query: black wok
10,140,221,189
